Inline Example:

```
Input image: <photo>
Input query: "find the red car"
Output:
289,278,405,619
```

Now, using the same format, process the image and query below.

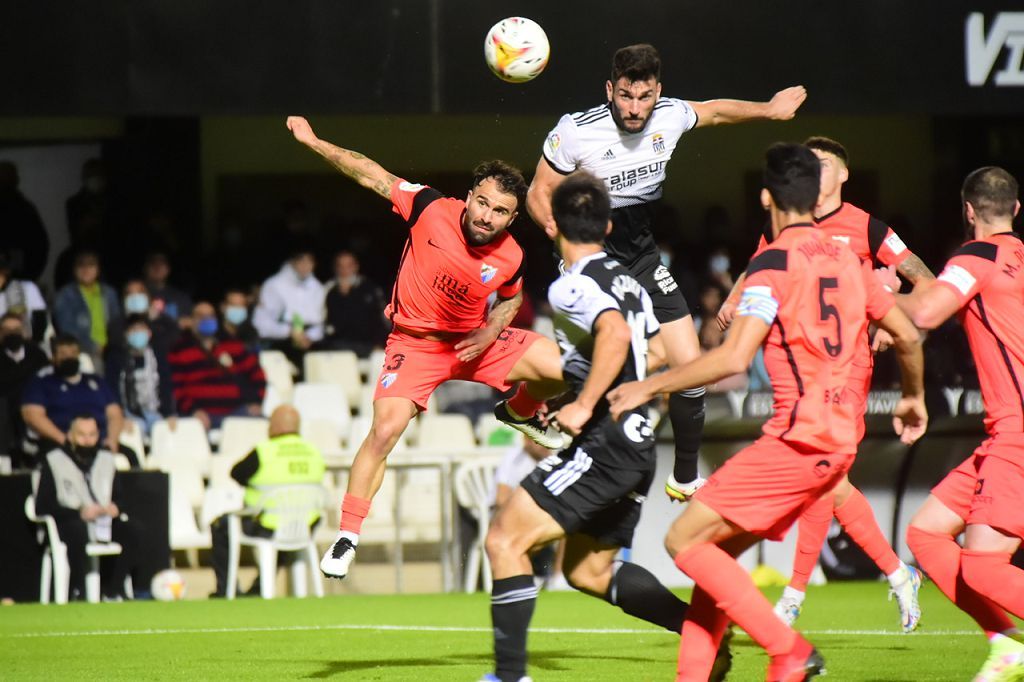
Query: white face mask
710,254,730,275
658,250,672,268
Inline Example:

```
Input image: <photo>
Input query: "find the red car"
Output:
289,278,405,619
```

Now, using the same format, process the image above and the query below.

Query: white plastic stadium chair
293,382,352,441
212,417,269,487
165,458,212,565
453,456,503,592
118,422,147,467
24,495,129,604
304,351,363,408
225,483,328,599
148,418,213,477
416,413,477,449
300,417,344,457
259,350,296,403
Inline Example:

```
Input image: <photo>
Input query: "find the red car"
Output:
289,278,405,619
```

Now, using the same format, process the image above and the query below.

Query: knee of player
484,524,514,561
365,420,406,453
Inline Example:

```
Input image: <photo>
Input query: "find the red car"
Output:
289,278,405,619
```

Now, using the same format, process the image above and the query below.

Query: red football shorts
373,327,542,410
931,434,1024,539
694,435,855,541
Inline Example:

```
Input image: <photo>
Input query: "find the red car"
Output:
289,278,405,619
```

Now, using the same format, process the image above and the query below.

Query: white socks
886,562,910,587
782,586,806,603
339,531,360,546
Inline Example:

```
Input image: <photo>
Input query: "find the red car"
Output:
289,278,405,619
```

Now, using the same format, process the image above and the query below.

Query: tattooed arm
897,253,935,285
286,116,397,200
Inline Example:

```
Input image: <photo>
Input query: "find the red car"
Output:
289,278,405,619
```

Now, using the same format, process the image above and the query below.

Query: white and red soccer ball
484,17,550,83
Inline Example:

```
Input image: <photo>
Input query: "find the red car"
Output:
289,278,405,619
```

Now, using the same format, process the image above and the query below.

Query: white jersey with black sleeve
548,251,659,397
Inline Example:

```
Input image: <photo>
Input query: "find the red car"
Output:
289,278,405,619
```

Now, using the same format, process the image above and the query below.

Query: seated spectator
322,251,387,357
143,251,193,324
0,252,48,343
209,405,325,597
53,250,120,371
220,287,259,351
0,313,49,467
168,301,266,430
108,279,180,363
33,414,139,601
105,315,175,437
21,335,134,465
253,248,325,369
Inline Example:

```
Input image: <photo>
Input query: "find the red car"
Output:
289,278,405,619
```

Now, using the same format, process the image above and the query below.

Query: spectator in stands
0,161,49,282
220,287,259,351
705,245,735,294
253,248,325,368
168,301,265,430
105,315,175,437
21,335,133,465
322,251,387,357
53,250,120,370
66,158,110,249
0,252,48,343
34,414,139,601
0,313,48,467
208,405,325,597
695,284,726,345
108,279,179,364
143,251,192,324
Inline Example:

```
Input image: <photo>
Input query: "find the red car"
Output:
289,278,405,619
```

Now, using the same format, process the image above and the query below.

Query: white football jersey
542,98,698,209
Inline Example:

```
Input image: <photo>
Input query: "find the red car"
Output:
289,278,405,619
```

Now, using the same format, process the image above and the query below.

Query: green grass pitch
0,582,995,680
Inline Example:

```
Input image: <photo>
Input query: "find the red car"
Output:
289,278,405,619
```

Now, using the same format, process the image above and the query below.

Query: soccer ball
484,17,550,83
150,569,187,601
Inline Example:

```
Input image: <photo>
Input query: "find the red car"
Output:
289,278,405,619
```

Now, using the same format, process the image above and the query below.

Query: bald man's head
269,404,300,437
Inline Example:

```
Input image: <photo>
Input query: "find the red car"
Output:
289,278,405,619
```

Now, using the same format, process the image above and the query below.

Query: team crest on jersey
545,132,561,155
652,133,666,154
380,373,398,389
480,263,498,283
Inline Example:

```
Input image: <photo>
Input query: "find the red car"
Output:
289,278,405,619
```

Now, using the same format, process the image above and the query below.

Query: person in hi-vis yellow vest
210,405,325,597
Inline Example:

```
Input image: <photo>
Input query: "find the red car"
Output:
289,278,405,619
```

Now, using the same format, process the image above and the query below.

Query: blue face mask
224,306,248,326
196,318,218,337
127,330,151,350
124,293,149,314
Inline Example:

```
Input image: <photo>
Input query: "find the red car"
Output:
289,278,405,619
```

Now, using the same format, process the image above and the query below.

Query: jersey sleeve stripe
954,241,999,262
976,295,1024,431
497,252,527,298
407,188,444,227
775,318,806,440
867,215,889,263
542,153,573,176
745,249,788,276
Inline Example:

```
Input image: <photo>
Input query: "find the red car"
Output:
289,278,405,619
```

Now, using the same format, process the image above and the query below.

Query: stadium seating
293,383,351,442
148,418,213,477
454,455,503,592
224,483,327,599
304,351,362,408
259,350,296,406
165,457,213,566
118,423,147,467
416,414,477,449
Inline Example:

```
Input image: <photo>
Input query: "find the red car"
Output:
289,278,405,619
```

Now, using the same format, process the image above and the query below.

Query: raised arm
526,156,566,240
688,86,806,128
286,116,398,200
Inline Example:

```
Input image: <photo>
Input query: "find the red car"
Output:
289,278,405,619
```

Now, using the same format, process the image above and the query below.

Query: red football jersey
934,232,1024,435
755,202,912,268
737,225,895,452
385,179,525,334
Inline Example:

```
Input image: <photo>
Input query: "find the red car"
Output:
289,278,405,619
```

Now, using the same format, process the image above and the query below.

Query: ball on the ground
484,17,550,83
150,569,187,601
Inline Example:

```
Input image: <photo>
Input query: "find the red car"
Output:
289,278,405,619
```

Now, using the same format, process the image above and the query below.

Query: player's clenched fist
767,86,807,121
286,116,318,146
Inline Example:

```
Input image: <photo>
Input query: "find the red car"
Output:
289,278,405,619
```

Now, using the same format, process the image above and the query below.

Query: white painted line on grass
7,624,979,639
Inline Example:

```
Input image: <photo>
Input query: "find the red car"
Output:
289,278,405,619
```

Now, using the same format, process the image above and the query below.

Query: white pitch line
6,623,979,639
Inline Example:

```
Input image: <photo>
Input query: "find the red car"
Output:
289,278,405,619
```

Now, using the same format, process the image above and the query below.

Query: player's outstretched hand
607,380,655,421
286,116,318,146
893,395,928,445
716,299,738,331
767,86,807,120
871,327,894,353
552,401,591,437
454,327,498,362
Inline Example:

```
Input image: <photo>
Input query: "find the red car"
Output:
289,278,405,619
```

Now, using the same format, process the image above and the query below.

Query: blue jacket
53,283,121,354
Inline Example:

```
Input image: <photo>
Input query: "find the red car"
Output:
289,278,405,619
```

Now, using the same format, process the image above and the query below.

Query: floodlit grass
0,582,996,680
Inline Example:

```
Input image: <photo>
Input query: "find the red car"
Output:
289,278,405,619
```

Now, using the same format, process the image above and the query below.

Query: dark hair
51,333,80,354
962,166,1019,222
804,136,849,167
69,414,98,428
611,44,661,83
763,143,821,213
124,313,150,329
472,160,527,210
73,250,99,267
221,285,247,301
551,172,611,244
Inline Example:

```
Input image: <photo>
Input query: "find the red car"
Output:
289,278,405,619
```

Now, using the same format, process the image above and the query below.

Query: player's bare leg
495,336,567,449
668,501,825,682
658,315,707,501
320,396,418,579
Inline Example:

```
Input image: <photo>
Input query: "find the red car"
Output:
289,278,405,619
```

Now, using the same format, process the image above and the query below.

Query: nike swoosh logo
427,238,444,249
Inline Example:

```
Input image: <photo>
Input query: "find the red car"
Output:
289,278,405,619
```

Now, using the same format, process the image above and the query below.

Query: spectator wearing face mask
705,246,735,293
105,315,175,437
53,250,121,371
168,301,266,431
108,279,179,365
253,248,325,369
322,251,387,358
142,251,193,324
0,252,48,344
220,287,259,351
0,312,48,465
21,335,132,464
